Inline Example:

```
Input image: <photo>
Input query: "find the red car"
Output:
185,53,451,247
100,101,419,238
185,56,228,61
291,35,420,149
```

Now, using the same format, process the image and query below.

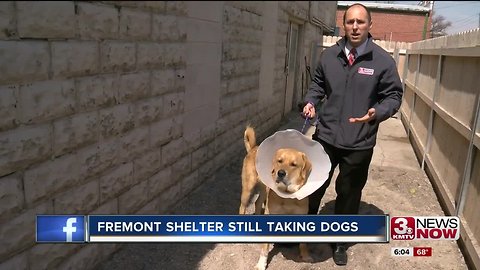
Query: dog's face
271,148,312,193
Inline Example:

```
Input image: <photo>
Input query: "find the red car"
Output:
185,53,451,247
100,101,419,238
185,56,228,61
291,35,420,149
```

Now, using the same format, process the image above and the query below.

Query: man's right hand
303,102,316,119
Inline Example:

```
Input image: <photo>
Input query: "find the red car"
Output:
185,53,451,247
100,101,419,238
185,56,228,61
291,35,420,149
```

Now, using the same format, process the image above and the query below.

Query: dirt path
96,112,468,270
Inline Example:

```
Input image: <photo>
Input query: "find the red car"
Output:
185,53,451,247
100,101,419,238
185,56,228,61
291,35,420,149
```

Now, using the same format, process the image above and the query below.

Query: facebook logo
36,215,85,243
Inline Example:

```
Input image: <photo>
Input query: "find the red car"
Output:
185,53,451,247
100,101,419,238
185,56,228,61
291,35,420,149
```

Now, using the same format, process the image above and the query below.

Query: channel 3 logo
391,216,459,240
36,215,85,243
391,217,415,240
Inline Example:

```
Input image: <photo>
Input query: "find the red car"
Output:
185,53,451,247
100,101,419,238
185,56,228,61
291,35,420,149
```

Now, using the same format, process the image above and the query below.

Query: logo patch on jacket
358,67,374,75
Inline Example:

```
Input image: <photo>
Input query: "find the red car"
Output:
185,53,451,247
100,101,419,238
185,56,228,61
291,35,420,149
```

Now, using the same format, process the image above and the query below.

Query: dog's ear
301,153,312,181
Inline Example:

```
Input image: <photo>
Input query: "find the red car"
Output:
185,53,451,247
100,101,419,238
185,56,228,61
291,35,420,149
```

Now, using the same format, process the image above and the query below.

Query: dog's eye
277,158,283,163
290,162,297,167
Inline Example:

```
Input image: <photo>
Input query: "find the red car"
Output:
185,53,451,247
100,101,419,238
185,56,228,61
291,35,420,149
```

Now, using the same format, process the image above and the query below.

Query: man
302,3,403,266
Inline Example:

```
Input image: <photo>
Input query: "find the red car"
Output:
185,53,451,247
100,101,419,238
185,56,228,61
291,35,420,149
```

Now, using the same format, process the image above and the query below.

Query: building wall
336,8,430,42
0,1,336,269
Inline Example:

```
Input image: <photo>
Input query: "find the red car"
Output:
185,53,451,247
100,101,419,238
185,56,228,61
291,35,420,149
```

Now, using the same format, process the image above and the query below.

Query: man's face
343,5,372,47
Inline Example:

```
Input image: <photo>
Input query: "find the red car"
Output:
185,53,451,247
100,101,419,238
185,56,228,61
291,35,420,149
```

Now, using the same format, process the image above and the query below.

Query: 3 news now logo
36,215,85,243
390,216,460,240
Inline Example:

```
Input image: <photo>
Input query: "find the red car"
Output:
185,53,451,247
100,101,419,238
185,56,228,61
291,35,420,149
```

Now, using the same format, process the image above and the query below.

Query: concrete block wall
0,1,330,269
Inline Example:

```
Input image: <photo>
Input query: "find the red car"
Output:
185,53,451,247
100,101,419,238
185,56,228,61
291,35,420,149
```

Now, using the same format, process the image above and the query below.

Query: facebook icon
36,215,85,243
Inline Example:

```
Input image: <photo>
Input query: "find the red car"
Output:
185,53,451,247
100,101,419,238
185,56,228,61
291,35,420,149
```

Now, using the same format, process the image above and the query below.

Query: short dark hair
343,3,372,24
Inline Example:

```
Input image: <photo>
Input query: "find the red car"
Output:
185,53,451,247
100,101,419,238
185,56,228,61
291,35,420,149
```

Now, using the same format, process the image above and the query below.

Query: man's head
343,3,372,48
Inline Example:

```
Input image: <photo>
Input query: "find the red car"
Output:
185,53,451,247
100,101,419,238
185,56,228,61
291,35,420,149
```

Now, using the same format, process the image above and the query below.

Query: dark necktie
348,48,356,66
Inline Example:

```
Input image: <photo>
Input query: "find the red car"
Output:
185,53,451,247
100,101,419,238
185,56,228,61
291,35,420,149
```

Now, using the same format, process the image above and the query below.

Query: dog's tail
244,126,256,153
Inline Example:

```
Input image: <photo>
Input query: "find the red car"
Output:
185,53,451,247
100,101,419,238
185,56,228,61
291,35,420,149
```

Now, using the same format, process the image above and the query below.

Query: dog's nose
277,170,286,178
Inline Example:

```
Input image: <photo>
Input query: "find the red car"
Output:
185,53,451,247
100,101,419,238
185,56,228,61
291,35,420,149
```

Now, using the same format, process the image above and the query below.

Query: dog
239,126,267,215
239,126,313,270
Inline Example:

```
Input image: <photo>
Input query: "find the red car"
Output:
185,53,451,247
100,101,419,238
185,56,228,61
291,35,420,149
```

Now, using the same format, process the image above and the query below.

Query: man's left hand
349,108,376,123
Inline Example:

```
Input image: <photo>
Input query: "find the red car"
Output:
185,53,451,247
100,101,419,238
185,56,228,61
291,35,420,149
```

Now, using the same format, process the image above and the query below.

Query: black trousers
308,138,374,215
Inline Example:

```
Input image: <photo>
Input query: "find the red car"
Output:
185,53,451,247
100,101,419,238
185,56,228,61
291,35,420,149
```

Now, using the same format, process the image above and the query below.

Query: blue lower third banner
36,215,86,243
88,215,388,243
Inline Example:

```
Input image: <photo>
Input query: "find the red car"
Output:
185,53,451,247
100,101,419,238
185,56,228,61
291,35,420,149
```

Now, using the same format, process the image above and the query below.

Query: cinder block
152,14,187,41
51,41,99,79
157,182,181,213
28,243,80,270
135,95,164,126
53,111,99,156
99,104,136,138
17,1,75,38
99,162,134,203
163,43,186,67
144,1,166,12
0,202,52,259
222,43,261,61
119,8,151,40
118,71,151,103
171,115,183,139
118,126,150,162
165,1,187,16
183,127,203,152
0,41,49,84
0,2,16,39
0,174,24,222
137,42,166,69
215,116,228,135
151,69,178,96
161,138,185,166
223,25,262,44
54,180,99,214
187,19,222,43
77,137,120,179
100,41,136,72
171,154,191,181
118,180,149,214
133,148,161,183
198,158,215,180
19,80,75,124
24,153,80,205
0,252,28,270
77,2,119,40
206,140,216,160
0,124,51,177
191,145,208,170
0,85,18,131
186,1,223,22
149,118,173,147
91,198,118,215
76,75,118,112
180,170,199,195
163,91,184,118
135,198,158,214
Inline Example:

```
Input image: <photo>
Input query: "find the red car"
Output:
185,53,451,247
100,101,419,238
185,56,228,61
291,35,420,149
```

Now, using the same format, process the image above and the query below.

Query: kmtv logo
391,216,460,240
36,215,85,243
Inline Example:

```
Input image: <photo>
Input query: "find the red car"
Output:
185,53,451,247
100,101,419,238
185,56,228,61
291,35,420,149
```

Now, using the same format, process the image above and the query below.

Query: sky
366,1,480,35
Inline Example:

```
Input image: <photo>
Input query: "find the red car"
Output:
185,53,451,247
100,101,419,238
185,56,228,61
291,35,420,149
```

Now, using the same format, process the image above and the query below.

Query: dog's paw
300,254,313,263
255,256,267,270
254,263,266,270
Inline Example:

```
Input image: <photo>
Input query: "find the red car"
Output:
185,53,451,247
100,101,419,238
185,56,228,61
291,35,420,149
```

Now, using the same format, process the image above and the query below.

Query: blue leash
300,117,309,134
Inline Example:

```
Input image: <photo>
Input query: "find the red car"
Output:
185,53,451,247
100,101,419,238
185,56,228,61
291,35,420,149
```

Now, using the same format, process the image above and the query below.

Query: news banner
37,215,460,257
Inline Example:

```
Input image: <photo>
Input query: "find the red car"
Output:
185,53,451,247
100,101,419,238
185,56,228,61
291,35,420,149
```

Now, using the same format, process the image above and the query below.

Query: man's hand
349,108,376,123
302,103,316,119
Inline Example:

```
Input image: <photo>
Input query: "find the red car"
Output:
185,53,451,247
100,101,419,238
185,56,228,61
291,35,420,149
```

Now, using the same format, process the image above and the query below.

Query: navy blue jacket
304,35,403,150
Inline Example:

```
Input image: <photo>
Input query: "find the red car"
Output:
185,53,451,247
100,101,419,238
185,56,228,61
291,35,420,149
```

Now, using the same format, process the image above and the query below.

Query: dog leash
300,117,309,134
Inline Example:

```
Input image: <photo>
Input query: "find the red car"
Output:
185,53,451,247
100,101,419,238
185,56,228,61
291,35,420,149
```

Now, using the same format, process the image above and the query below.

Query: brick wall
336,9,431,42
0,1,331,269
